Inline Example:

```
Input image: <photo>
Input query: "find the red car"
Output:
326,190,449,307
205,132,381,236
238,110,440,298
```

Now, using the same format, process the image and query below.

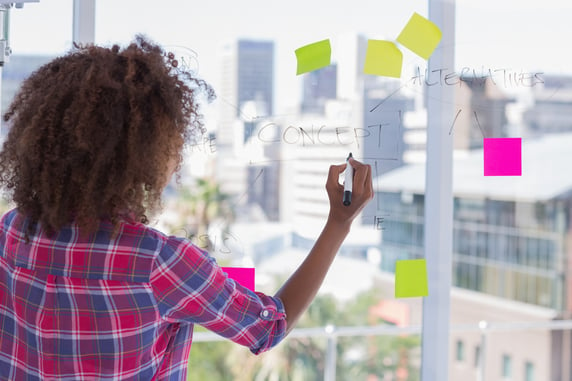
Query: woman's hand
325,157,374,227
275,156,374,334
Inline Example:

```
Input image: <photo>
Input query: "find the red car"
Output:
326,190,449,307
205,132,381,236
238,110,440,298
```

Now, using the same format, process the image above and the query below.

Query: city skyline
5,2,572,379
7,0,572,117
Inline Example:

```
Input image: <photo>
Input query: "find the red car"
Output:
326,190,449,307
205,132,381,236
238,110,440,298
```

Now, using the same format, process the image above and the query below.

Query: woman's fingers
326,163,346,193
348,158,373,203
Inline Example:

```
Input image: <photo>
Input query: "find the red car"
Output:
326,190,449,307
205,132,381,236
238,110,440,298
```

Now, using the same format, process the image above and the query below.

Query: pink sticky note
483,138,522,176
221,267,255,292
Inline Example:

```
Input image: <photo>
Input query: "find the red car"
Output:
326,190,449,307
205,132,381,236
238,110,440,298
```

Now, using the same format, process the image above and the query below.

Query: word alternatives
410,66,544,88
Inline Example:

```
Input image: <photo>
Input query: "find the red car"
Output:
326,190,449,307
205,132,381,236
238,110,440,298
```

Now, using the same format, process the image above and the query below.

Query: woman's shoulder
116,220,202,254
0,208,27,231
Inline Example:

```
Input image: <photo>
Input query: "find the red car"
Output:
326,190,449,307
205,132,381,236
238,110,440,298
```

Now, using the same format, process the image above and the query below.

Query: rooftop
375,132,572,202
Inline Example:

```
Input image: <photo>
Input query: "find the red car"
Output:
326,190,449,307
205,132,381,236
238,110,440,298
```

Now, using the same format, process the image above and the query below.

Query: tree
185,285,422,380
163,176,234,252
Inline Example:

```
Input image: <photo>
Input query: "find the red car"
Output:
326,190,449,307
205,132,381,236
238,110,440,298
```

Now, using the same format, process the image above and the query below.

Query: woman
0,35,372,380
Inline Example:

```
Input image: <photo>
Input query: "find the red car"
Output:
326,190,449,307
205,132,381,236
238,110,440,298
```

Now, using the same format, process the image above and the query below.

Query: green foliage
0,198,15,216
170,177,421,380
187,340,234,381
186,286,421,380
163,176,234,251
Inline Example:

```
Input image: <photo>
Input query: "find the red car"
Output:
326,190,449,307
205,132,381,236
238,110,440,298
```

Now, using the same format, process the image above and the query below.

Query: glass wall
449,2,572,380
4,0,572,380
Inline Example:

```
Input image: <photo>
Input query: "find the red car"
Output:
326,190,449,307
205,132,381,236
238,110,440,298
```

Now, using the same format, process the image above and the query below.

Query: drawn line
219,97,256,122
362,213,392,218
448,109,462,136
232,168,265,207
369,85,407,113
396,110,403,156
252,168,265,182
252,113,299,120
474,111,486,138
164,45,200,73
375,161,381,210
362,156,400,161
544,83,562,101
246,157,399,166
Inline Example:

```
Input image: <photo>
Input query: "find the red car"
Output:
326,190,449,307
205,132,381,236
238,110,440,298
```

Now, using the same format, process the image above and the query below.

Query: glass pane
4,0,572,380
4,0,426,378
451,1,571,380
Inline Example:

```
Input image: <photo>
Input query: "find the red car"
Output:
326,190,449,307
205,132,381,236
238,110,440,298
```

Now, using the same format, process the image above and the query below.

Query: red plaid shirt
0,209,287,380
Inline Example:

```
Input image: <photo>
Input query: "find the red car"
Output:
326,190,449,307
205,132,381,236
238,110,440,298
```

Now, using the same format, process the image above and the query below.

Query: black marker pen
343,153,353,206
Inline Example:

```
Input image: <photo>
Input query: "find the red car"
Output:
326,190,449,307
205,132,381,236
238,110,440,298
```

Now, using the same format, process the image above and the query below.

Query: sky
7,0,572,115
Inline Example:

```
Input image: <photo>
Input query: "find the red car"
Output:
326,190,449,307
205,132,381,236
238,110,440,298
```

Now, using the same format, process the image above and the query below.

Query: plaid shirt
0,209,287,380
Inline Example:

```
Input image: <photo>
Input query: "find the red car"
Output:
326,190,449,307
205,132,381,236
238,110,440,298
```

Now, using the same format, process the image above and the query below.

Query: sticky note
222,267,255,292
295,39,331,75
396,12,442,60
363,40,403,78
483,137,522,176
395,259,428,298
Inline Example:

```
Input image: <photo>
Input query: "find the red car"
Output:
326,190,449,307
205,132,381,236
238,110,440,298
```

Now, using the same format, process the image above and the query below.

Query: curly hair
0,35,215,235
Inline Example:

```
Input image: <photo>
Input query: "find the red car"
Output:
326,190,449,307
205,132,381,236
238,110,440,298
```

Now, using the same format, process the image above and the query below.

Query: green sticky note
395,259,429,298
363,40,403,78
295,39,331,75
396,12,442,60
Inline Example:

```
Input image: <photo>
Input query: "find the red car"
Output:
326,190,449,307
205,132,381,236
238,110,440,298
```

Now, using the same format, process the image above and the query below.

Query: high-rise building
270,100,364,232
217,39,274,148
374,132,572,380
455,76,513,149
2,55,53,114
376,134,572,310
397,75,515,167
216,39,275,201
523,75,572,135
236,40,274,117
362,81,415,225
301,64,337,114
363,82,415,174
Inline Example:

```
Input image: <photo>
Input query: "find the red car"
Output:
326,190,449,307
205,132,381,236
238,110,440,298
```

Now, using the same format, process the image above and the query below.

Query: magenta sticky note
483,137,522,176
221,267,255,292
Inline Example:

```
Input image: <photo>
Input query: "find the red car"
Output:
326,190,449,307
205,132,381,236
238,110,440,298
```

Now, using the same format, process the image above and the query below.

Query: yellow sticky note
396,12,442,60
295,39,331,75
395,259,429,298
363,40,403,78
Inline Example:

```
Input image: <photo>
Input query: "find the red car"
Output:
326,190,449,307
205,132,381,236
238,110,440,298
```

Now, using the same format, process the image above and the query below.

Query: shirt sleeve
150,236,287,355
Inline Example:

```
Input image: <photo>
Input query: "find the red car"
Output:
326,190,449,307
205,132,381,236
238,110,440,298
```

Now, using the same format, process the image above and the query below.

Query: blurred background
3,1,572,380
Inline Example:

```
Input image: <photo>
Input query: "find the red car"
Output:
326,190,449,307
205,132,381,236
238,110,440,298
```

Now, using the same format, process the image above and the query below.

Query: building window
525,361,534,381
456,340,464,362
502,354,511,378
474,345,481,368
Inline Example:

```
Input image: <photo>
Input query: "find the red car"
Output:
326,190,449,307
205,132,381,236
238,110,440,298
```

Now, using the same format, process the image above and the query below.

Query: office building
216,39,275,201
251,100,363,232
300,64,337,114
455,76,513,149
217,39,274,148
244,130,281,222
374,132,572,380
398,75,515,168
2,55,53,114
363,82,415,174
523,74,572,135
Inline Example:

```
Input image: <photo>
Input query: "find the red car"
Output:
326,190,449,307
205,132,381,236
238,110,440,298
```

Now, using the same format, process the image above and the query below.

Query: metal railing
192,319,572,381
